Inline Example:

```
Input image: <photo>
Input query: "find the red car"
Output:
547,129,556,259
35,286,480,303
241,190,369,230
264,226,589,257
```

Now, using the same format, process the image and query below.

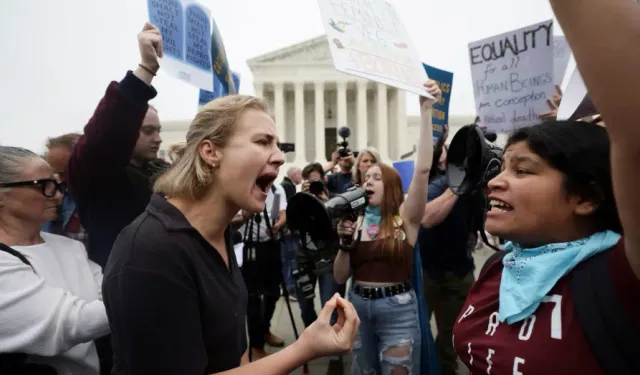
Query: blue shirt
418,174,476,280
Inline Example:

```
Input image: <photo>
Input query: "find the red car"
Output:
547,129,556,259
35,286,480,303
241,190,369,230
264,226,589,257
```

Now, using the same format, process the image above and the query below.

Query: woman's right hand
336,220,356,237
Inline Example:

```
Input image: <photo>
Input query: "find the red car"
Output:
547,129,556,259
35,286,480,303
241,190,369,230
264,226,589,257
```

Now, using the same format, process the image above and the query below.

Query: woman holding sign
334,81,441,375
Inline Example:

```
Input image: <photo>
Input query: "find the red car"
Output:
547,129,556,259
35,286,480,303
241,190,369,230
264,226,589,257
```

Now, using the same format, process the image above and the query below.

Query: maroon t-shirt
452,240,640,374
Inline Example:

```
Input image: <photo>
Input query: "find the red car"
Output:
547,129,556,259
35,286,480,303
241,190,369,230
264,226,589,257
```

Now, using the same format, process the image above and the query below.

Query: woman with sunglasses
0,146,110,375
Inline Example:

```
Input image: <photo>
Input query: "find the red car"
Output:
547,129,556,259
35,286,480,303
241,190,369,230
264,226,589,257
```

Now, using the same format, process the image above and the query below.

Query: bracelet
138,63,158,76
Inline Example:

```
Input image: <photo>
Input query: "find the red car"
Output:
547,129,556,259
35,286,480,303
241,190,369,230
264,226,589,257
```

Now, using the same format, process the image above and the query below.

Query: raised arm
550,0,640,278
401,82,442,245
0,255,109,355
67,23,161,201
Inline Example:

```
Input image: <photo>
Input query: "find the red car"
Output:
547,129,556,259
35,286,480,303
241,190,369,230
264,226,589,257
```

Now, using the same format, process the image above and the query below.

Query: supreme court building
159,36,475,174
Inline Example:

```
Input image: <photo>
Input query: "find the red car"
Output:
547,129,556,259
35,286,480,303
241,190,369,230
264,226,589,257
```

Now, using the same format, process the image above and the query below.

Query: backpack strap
571,249,640,375
0,243,33,270
479,249,511,277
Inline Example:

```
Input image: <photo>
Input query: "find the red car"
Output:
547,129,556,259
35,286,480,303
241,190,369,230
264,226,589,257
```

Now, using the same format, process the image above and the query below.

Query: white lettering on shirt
486,311,500,336
542,294,563,339
513,357,525,375
486,348,495,374
459,304,475,323
518,315,536,341
468,342,474,366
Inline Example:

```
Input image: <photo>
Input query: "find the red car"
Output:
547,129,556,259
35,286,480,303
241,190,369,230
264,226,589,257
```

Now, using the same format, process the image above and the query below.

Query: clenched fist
138,22,164,72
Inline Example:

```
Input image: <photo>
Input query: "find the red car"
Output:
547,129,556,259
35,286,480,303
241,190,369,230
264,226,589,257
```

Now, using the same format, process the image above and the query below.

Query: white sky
0,0,558,152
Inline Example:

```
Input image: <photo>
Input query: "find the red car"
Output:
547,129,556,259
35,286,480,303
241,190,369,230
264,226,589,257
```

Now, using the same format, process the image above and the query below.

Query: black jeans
242,240,282,349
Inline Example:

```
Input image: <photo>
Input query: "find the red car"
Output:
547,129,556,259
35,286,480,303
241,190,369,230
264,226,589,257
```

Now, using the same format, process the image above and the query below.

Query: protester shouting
452,2,640,373
334,81,442,375
102,88,361,374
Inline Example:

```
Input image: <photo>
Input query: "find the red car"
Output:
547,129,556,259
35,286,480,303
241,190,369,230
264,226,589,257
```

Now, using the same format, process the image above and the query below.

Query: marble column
395,89,407,160
376,82,389,160
337,81,348,131
294,82,306,164
253,82,264,98
274,82,285,140
356,80,368,151
314,82,327,163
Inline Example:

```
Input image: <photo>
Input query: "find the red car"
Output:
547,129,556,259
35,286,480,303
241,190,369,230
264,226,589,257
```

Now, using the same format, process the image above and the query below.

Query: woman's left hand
419,80,443,111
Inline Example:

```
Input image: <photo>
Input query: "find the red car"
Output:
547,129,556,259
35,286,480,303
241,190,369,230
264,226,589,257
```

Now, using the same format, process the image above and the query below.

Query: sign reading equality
469,20,555,132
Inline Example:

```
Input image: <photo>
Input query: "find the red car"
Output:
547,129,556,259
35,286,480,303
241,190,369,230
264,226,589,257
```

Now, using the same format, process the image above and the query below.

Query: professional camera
446,124,503,196
446,124,504,251
337,126,359,158
308,179,325,196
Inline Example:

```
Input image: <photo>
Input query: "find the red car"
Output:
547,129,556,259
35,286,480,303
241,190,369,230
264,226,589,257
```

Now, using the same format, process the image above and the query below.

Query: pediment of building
247,36,333,66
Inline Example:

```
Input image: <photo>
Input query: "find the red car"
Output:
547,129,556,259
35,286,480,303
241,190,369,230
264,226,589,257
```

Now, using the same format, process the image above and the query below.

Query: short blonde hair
153,95,269,200
353,147,381,186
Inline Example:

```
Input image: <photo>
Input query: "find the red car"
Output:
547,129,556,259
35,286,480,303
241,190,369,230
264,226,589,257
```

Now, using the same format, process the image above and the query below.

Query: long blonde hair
153,95,269,200
353,147,381,186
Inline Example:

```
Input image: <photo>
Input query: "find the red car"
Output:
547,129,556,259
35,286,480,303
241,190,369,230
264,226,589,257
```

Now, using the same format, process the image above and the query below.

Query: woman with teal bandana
334,81,442,375
451,0,640,370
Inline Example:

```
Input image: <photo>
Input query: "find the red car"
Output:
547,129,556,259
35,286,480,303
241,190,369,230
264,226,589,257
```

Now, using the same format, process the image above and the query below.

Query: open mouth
489,199,513,212
255,173,278,194
365,189,374,196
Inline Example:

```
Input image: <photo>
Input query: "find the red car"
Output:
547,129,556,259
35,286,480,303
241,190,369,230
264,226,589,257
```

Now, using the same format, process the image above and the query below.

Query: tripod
243,209,309,374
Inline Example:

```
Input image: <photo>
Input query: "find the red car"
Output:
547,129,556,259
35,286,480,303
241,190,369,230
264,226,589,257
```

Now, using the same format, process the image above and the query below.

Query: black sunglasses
0,179,63,198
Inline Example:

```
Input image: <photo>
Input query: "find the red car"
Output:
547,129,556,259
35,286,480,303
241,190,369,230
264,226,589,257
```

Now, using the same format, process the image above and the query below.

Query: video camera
286,187,369,299
337,126,359,158
446,124,503,195
308,180,325,196
446,124,503,251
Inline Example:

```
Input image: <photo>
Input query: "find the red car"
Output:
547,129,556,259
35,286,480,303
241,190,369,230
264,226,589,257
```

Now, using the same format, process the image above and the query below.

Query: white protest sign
469,20,555,133
553,36,571,86
557,63,587,120
148,0,214,91
317,0,433,98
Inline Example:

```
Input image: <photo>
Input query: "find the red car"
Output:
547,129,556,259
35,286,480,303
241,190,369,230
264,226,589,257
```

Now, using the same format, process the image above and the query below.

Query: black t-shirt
418,175,476,280
103,194,248,375
326,172,354,194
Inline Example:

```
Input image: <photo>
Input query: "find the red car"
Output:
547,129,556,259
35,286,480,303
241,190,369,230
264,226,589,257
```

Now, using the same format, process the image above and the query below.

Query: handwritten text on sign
469,20,555,132
147,0,214,91
318,0,432,98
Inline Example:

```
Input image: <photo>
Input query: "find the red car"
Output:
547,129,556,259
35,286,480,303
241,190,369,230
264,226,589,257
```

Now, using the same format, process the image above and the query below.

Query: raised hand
419,80,443,112
138,22,164,73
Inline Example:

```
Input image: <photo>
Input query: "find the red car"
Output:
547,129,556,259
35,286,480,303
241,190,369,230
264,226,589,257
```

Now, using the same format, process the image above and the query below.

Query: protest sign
148,0,214,91
469,20,555,132
553,36,571,86
393,160,414,194
423,64,453,144
199,71,241,106
209,16,236,95
317,0,433,98
557,65,587,120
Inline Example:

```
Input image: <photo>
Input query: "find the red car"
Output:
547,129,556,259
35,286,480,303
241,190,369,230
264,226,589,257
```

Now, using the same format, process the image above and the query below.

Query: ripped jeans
349,288,421,375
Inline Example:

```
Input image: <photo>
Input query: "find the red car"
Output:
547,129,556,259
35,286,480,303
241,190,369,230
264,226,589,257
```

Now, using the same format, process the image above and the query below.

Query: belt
352,281,412,300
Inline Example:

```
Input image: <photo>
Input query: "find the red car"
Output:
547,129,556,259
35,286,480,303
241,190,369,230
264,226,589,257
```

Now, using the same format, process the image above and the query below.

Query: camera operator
417,135,477,375
325,151,356,194
280,167,302,298
239,183,288,360
297,162,347,374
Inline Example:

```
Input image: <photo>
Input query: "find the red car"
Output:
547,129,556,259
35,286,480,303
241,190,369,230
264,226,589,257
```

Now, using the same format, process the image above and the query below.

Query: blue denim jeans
280,235,298,293
349,288,421,375
295,271,346,327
